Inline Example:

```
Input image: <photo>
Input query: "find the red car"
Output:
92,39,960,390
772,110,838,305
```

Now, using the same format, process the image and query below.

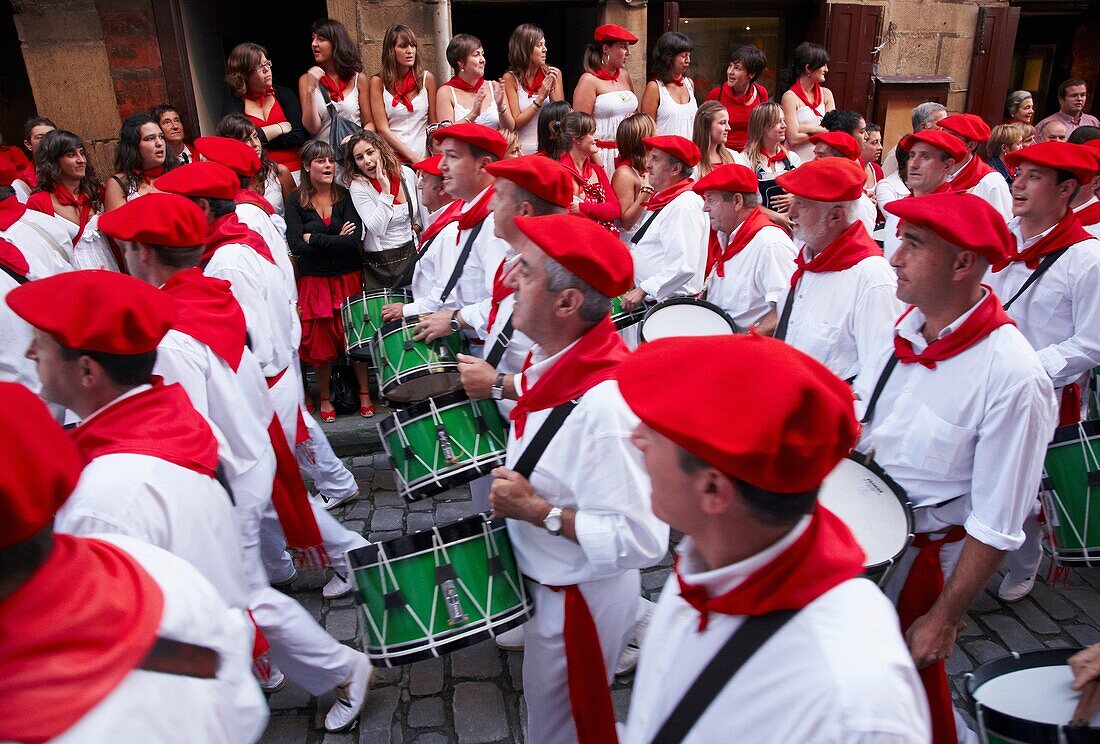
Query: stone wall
328,0,443,85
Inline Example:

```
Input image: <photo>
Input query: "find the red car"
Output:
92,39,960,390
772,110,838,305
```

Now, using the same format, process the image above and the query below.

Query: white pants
523,571,639,744
297,410,358,499
1001,498,1043,581
259,496,370,580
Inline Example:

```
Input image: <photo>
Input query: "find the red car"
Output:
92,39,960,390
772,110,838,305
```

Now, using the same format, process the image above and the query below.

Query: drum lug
436,424,459,464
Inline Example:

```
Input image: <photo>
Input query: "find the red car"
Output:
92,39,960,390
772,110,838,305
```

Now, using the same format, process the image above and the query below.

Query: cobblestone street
260,416,1100,744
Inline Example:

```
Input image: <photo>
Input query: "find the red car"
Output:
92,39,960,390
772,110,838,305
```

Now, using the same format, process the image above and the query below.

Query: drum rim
378,390,491,432
639,297,740,342
347,512,504,568
398,454,505,502
363,604,533,667
1051,418,1100,446
836,453,915,576
342,288,413,307
379,368,463,402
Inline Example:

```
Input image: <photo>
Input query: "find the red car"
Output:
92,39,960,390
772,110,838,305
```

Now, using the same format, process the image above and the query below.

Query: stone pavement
260,416,1100,744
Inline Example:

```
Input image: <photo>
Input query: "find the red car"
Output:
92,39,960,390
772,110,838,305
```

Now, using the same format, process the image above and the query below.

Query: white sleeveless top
384,71,430,161
312,72,362,143
655,79,697,139
792,105,823,163
263,171,285,216
451,81,502,130
593,87,639,181
59,212,118,271
510,74,540,155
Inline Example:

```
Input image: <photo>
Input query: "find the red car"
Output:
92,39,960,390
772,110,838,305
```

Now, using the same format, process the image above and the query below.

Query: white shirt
0,269,36,391
625,530,930,744
235,202,297,304
53,534,267,744
448,189,511,338
481,251,533,416
1075,196,1100,239
505,339,669,585
875,171,910,213
654,79,698,139
985,218,1100,389
632,190,709,301
777,242,901,382
404,202,461,316
854,299,1056,549
857,193,877,233
383,71,431,161
948,161,1013,221
349,166,420,252
0,209,73,278
706,222,795,329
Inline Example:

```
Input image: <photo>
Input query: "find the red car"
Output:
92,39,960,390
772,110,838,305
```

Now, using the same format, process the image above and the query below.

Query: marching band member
938,114,1013,220
808,130,877,232
693,163,794,335
0,383,267,744
859,192,1056,742
488,214,668,743
773,157,900,382
0,238,35,390
619,334,929,743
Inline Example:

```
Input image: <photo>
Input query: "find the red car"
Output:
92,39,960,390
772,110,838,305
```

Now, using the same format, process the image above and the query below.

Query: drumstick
1070,679,1100,727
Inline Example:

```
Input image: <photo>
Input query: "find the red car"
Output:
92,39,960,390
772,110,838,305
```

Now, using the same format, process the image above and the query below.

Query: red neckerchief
658,74,685,86
720,81,758,107
559,152,594,184
162,268,247,372
676,505,865,631
510,315,628,437
711,206,774,277
486,255,516,333
947,155,994,192
52,183,93,242
368,174,402,198
235,188,276,216
0,237,29,277
613,154,632,170
457,185,494,232
391,71,418,111
790,220,882,288
1076,199,1100,227
789,81,824,117
994,210,1093,271
521,68,546,96
318,74,348,102
0,195,27,231
592,67,619,82
203,211,275,265
0,535,164,744
444,75,484,93
142,165,164,181
646,177,694,211
763,146,789,165
19,164,38,189
419,199,463,247
244,86,274,103
893,289,1015,370
71,380,220,478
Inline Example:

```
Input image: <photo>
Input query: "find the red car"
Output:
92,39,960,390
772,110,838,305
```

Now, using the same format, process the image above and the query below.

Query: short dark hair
650,32,693,83
1054,169,1082,201
821,109,863,137
148,244,203,268
1068,125,1100,145
0,185,15,201
59,344,157,388
23,116,56,141
151,104,181,125
510,183,565,216
188,195,237,218
1059,78,1087,98
728,44,766,83
446,34,481,73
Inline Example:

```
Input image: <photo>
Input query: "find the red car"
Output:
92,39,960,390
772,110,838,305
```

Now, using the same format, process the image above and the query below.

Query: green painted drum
1042,419,1100,566
609,295,646,331
348,513,533,667
371,318,465,403
341,289,412,361
966,648,1099,743
378,391,509,502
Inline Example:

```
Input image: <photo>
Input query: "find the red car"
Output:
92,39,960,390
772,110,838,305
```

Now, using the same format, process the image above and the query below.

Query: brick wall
96,0,168,120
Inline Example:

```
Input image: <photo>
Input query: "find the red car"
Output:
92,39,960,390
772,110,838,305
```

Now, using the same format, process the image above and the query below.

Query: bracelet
639,186,655,194
532,98,543,109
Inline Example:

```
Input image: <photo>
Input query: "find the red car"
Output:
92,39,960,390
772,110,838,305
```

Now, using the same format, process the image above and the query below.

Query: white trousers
259,496,370,580
297,410,358,498
1001,498,1043,581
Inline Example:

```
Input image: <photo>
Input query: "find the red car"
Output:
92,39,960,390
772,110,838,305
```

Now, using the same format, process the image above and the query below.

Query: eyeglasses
253,60,273,73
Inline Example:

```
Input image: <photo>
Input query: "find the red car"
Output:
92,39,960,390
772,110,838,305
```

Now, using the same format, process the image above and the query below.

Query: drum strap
512,401,579,479
1001,247,1070,311
860,353,899,425
648,609,799,744
630,208,663,245
484,315,514,368
0,263,29,285
440,220,485,303
773,282,797,342
383,176,423,291
391,224,441,290
139,637,219,679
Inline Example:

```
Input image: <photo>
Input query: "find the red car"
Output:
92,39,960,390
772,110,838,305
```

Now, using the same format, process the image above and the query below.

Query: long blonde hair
744,101,784,169
693,101,735,177
616,113,656,172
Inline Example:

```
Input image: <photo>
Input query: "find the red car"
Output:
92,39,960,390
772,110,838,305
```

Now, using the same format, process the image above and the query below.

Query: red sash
893,290,1014,369
0,195,27,231
235,189,276,216
390,71,418,112
419,199,463,247
993,210,1092,270
443,75,484,93
645,177,694,211
711,206,773,278
265,409,328,567
788,81,824,117
203,211,275,265
947,155,994,192
1076,199,1100,227
318,74,348,102
162,268,247,372
790,220,882,289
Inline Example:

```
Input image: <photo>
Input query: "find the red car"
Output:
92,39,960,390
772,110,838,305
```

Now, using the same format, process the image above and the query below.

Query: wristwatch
449,310,462,333
490,372,506,400
543,506,563,536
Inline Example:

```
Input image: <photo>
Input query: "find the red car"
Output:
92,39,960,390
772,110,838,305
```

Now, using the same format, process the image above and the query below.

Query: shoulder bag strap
399,171,421,239
630,208,662,245
511,401,579,479
0,264,29,285
1002,247,1070,310
772,281,798,341
649,609,799,744
860,353,900,425
439,219,484,303
484,315,515,368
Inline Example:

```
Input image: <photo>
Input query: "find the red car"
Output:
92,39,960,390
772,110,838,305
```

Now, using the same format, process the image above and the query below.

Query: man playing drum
693,163,795,335
773,157,900,382
858,192,1057,743
619,334,929,743
486,213,669,744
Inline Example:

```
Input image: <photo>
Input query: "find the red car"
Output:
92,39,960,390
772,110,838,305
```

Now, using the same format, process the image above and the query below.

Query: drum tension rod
435,564,469,626
435,423,459,464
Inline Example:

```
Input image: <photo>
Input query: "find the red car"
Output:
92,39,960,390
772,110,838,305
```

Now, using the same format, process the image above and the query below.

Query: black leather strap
630,208,662,245
1002,247,1070,311
0,264,29,285
484,315,515,368
440,219,484,303
511,401,578,479
140,637,219,679
773,283,797,341
860,354,900,425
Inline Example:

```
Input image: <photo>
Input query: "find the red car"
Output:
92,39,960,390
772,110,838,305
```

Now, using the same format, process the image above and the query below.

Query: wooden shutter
967,6,1021,127
824,3,883,118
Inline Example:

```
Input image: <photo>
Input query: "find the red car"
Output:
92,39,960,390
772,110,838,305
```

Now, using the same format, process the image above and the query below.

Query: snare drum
372,318,465,404
378,390,509,502
348,512,533,667
609,295,646,331
342,289,412,361
1041,419,1100,566
818,454,914,587
639,298,739,343
966,648,1099,742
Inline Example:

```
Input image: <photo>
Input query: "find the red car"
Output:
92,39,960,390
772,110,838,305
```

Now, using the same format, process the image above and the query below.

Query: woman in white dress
573,23,640,180
693,101,750,179
103,113,171,212
743,102,801,231
299,19,373,145
436,34,516,133
780,42,835,163
370,25,436,163
610,112,655,244
641,32,697,140
502,24,564,155
216,114,295,215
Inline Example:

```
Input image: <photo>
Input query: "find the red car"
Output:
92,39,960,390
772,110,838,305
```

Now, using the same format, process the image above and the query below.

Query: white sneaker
616,597,655,675
324,654,374,732
270,567,297,588
309,489,359,511
495,623,526,651
998,571,1038,603
259,668,286,694
323,571,355,600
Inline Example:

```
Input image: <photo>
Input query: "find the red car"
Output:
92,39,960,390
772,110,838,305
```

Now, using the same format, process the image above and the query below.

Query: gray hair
911,102,947,132
838,199,862,223
544,257,612,324
1006,90,1032,117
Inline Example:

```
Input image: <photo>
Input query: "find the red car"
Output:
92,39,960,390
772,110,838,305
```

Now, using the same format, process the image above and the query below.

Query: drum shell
341,289,412,361
639,297,739,343
372,318,465,403
609,295,646,331
1042,419,1100,565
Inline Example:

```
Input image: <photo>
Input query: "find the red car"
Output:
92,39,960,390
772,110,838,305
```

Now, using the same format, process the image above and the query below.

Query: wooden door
823,3,883,118
967,6,1021,126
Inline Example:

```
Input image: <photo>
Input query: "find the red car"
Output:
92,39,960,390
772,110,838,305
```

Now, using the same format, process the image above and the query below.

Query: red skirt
297,271,363,366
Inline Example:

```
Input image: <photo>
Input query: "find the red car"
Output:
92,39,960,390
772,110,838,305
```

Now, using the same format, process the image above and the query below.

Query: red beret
7,270,177,354
776,158,865,202
155,161,241,200
0,238,29,278
193,136,261,177
938,113,991,144
619,334,859,493
692,163,758,195
593,24,638,44
1084,140,1100,154
0,157,16,186
810,131,862,160
1005,141,1099,185
643,135,701,168
885,192,1012,264
0,382,83,548
98,193,207,248
513,213,633,298
412,154,444,177
899,130,968,162
432,123,508,160
484,155,574,208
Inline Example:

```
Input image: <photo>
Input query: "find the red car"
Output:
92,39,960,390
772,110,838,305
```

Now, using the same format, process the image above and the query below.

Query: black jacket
284,191,364,277
221,85,308,153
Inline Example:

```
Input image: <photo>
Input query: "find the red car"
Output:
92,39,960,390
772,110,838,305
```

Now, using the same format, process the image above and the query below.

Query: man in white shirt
809,130,877,232
0,238,36,391
1069,136,1100,237
0,161,73,277
987,141,1100,602
860,192,1056,742
774,157,900,382
938,114,1013,220
619,334,929,744
693,163,794,334
487,214,669,744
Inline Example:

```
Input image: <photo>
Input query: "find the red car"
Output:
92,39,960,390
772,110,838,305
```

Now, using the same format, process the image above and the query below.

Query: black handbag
318,85,362,159
328,363,361,415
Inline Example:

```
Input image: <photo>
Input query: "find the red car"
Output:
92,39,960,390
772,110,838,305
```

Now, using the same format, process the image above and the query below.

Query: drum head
818,456,912,569
640,299,738,343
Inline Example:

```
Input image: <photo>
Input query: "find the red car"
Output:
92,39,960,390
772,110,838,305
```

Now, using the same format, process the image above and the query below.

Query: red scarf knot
790,220,882,289
764,146,789,166
645,177,694,212
235,188,276,216
419,199,464,247
457,186,494,232
711,206,773,278
947,155,994,193
244,86,275,103
486,255,517,332
318,74,348,102
368,173,402,199
592,67,620,82
788,81,824,117
521,68,547,96
391,71,418,112
892,289,1015,370
162,268,248,371
994,210,1092,271
445,75,484,94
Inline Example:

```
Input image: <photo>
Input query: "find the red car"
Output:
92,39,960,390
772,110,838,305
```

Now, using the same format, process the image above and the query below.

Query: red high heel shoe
359,394,376,419
319,397,336,423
